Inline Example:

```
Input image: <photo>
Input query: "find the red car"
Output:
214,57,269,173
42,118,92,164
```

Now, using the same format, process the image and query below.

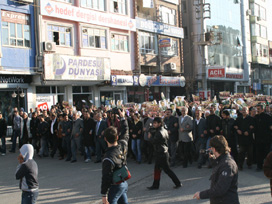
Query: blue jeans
1,136,6,153
39,138,49,157
95,137,107,161
21,191,38,204
132,139,141,162
11,129,21,152
108,181,128,204
85,146,94,160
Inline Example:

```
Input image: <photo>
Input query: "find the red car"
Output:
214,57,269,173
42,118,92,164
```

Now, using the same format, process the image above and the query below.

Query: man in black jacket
193,135,239,204
101,110,129,204
38,115,49,157
164,109,179,167
206,105,221,139
0,112,7,155
234,107,254,170
147,117,181,190
254,104,272,171
30,112,40,154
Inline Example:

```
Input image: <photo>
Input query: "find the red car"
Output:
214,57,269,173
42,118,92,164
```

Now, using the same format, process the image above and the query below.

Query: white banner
41,0,136,31
143,0,154,8
44,54,111,81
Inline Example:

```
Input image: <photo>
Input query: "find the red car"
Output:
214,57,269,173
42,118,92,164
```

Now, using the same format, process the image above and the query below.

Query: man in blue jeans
101,110,129,204
10,110,23,153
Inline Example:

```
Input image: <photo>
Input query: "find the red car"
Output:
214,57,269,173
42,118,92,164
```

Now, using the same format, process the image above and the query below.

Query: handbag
112,165,131,185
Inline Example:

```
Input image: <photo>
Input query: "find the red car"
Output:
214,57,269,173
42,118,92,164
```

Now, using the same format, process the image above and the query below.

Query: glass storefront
100,91,122,106
72,86,93,110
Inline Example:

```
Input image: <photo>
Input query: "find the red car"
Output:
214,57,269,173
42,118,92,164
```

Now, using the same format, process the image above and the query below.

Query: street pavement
0,151,271,204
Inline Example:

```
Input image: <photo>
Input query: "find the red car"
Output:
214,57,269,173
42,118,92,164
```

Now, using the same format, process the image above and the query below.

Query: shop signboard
136,17,184,38
226,73,243,79
1,10,29,25
44,54,111,81
41,0,136,31
111,75,134,86
36,95,54,110
0,75,32,83
208,68,225,78
253,83,261,90
138,75,185,87
159,38,171,48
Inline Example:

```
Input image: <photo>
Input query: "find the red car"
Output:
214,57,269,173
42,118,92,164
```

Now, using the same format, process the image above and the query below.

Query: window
159,6,176,26
260,25,267,39
81,0,105,11
251,24,267,39
110,0,127,15
82,27,107,49
2,15,31,48
161,39,178,56
252,43,268,57
111,34,129,52
250,3,266,20
139,32,156,54
48,25,72,47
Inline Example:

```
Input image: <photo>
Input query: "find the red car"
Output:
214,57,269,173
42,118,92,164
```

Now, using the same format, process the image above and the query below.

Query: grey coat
178,115,193,142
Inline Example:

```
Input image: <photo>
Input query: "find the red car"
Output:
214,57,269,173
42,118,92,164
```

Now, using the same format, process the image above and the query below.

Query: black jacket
200,153,239,204
164,116,179,142
192,118,207,144
30,118,39,139
0,118,7,137
101,119,129,196
38,121,49,139
254,112,272,143
234,115,254,145
149,126,168,155
206,114,221,138
83,117,96,146
221,118,235,141
131,120,143,140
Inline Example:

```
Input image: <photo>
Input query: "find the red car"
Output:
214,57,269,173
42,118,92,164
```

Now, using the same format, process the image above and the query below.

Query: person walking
147,117,181,190
16,144,39,204
193,135,239,204
71,111,84,163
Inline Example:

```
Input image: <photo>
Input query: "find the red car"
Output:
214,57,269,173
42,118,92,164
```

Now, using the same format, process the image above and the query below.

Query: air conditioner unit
169,62,176,70
13,0,33,4
43,42,56,52
257,16,261,21
246,9,251,16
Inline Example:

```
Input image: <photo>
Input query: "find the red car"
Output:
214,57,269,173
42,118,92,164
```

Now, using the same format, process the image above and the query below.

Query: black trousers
238,144,253,168
256,142,271,169
51,136,64,157
180,141,192,167
152,153,180,188
142,140,153,163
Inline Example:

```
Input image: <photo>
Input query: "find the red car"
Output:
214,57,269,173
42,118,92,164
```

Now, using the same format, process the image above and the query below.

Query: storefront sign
136,17,184,38
44,54,111,81
0,75,31,83
262,80,272,85
133,76,139,86
253,83,261,90
36,95,53,110
159,38,171,48
208,68,225,78
41,0,136,31
1,10,29,25
111,75,134,86
138,74,185,87
226,73,243,79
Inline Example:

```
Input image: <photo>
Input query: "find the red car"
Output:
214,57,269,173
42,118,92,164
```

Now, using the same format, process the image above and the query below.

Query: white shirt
195,118,201,125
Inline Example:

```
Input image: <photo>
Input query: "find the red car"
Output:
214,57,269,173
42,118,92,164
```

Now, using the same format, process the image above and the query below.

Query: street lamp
11,87,25,109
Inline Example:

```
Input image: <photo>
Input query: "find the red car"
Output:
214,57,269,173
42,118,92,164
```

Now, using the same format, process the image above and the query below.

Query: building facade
0,0,35,122
33,0,136,109
182,0,250,98
130,0,185,103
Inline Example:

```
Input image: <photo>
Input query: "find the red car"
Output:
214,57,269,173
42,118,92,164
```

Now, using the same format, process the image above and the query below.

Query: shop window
82,86,92,93
82,28,106,49
48,25,72,47
81,0,105,11
159,6,176,26
72,86,81,93
139,31,156,54
2,13,31,48
110,0,127,15
57,86,65,93
161,39,178,56
111,34,129,52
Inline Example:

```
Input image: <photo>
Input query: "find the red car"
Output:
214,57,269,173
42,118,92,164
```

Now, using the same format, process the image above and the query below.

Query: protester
10,110,23,153
38,115,49,158
62,113,73,161
147,117,181,190
16,144,39,204
131,113,143,164
193,135,239,204
142,112,154,164
71,111,84,163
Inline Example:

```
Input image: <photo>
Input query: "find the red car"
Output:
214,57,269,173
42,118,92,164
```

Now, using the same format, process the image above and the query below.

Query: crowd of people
0,99,271,173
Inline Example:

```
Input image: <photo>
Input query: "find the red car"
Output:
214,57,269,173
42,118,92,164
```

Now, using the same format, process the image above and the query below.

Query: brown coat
263,151,272,197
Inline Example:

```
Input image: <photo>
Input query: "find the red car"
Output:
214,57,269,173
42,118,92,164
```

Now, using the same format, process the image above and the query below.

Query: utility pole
194,0,211,97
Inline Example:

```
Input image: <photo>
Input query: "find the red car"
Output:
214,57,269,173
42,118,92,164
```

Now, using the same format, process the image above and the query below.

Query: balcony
252,56,269,65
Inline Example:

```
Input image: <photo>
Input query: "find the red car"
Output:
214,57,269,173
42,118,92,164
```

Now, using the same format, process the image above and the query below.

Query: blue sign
136,17,184,38
138,75,185,87
253,83,261,90
111,75,134,86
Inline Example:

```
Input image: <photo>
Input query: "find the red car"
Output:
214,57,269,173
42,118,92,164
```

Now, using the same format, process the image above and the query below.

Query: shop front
0,75,32,124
